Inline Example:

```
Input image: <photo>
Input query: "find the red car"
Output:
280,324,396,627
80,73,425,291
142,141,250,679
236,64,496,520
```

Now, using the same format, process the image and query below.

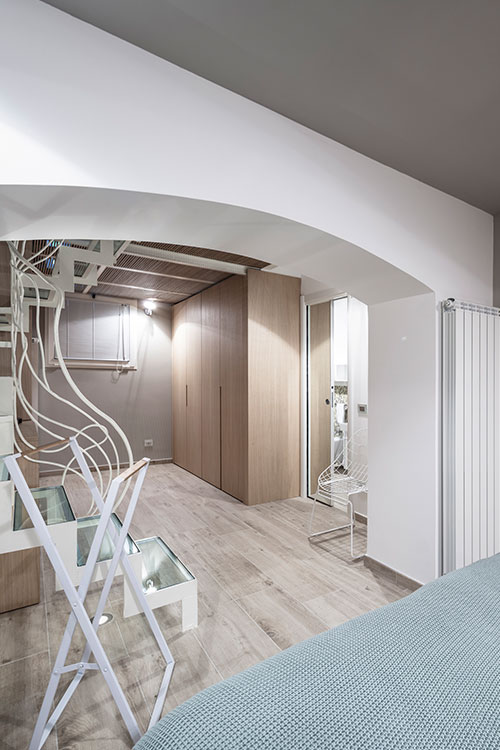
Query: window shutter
58,298,131,362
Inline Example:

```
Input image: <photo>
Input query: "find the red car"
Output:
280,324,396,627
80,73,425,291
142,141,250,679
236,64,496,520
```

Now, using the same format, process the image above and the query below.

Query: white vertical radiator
442,299,500,573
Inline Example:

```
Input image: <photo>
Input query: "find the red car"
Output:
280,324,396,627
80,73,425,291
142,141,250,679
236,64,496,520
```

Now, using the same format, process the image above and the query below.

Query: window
47,295,137,369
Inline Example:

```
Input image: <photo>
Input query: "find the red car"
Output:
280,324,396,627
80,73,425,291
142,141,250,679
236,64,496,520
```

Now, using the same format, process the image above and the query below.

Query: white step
0,377,14,416
0,416,14,454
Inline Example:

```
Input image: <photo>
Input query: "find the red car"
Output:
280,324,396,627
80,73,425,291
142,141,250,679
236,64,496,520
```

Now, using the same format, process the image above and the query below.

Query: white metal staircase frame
5,436,175,750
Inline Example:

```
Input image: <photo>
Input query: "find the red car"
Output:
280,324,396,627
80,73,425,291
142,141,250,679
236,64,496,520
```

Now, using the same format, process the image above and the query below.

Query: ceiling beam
126,243,248,275
82,239,131,294
94,280,188,297
106,264,219,285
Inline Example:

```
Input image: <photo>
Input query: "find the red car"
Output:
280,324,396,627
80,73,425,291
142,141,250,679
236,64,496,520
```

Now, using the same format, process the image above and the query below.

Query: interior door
201,284,221,487
220,276,248,502
308,301,332,495
172,300,187,469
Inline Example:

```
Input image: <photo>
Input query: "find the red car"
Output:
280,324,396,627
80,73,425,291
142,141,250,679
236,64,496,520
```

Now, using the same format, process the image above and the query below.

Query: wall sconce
143,299,157,317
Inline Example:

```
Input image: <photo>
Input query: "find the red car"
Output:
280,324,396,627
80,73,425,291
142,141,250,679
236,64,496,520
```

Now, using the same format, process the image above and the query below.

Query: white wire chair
308,427,367,559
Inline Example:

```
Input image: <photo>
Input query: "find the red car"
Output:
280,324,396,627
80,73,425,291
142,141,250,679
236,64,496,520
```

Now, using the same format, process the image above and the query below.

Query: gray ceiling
42,0,500,214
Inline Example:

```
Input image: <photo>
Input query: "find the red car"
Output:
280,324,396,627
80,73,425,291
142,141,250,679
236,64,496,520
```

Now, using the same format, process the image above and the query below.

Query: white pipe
8,241,134,511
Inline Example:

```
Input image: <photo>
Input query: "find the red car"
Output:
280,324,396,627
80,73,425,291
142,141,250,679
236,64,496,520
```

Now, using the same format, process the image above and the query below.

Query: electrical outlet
144,439,153,448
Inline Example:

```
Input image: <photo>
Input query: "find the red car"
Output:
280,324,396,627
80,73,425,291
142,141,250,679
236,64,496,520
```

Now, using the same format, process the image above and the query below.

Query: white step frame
4,436,175,750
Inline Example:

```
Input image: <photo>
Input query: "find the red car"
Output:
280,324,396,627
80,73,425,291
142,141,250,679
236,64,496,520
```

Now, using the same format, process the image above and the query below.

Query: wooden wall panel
0,549,40,613
247,270,300,504
0,242,41,613
172,270,300,506
308,301,331,495
201,285,221,487
172,300,188,469
186,295,202,476
220,276,248,502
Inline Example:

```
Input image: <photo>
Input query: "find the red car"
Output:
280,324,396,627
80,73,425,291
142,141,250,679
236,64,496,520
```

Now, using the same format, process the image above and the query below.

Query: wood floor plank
130,630,222,715
0,652,58,750
237,584,327,650
0,463,410,747
192,599,279,678
0,599,46,665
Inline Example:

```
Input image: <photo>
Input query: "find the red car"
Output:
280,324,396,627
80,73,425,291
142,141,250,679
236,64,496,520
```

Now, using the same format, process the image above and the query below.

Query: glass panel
77,513,139,567
13,485,75,531
137,537,194,593
307,301,332,496
0,455,9,482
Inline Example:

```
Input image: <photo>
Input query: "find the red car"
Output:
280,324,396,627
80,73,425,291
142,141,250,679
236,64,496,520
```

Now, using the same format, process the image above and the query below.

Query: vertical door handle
186,384,188,406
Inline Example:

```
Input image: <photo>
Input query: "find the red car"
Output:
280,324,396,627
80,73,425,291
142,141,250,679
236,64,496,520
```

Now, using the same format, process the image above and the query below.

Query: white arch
0,0,495,585
0,0,493,306
0,185,430,305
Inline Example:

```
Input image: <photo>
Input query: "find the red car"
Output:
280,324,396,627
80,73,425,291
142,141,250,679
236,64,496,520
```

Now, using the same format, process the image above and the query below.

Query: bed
135,554,500,749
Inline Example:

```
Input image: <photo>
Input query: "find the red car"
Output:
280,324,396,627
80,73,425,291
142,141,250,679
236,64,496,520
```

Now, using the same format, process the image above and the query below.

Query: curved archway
0,185,430,305
0,0,492,306
0,0,494,588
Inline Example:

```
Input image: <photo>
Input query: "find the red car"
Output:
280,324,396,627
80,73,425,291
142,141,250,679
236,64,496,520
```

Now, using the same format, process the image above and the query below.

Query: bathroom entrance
307,295,368,511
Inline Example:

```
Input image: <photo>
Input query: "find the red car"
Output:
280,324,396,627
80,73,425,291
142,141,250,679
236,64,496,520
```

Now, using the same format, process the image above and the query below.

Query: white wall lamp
143,299,157,316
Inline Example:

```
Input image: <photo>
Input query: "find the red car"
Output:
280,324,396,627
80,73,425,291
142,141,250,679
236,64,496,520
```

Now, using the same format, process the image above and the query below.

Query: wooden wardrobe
172,269,300,505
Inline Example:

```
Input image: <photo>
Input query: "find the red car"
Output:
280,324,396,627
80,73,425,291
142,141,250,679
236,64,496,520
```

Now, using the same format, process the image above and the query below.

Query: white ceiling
42,0,500,214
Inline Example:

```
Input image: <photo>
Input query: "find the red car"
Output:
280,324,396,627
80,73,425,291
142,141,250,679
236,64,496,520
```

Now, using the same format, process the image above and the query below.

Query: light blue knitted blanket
136,555,500,749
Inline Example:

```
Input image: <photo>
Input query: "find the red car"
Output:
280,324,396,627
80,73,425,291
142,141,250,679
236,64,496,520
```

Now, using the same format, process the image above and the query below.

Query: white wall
38,303,172,467
348,297,369,518
0,0,493,306
0,0,495,583
368,293,437,583
349,297,369,438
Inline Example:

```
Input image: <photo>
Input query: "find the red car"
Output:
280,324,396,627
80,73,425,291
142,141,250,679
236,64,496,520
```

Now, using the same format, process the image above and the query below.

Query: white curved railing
7,240,133,513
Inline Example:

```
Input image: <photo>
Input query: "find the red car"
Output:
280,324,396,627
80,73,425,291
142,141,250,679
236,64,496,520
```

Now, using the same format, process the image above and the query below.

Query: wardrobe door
172,301,187,469
246,270,301,504
201,285,221,487
186,295,202,476
220,276,248,502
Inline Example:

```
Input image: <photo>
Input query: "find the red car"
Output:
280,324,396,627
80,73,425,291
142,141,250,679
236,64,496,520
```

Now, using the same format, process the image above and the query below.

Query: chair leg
308,492,352,539
308,491,318,536
309,496,365,560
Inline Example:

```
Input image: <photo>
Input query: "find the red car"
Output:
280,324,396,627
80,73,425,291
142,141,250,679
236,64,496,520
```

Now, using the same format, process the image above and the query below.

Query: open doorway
307,295,368,519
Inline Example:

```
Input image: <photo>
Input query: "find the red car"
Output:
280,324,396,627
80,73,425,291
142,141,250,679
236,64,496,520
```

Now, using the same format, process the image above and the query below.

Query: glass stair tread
13,485,75,531
137,536,194,594
77,513,139,567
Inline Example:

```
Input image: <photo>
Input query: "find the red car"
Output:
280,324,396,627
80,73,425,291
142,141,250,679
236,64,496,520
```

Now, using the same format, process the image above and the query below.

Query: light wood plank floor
1,464,411,749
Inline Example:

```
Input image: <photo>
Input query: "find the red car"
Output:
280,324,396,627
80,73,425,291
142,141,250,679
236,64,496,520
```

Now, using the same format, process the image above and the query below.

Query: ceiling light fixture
143,299,157,316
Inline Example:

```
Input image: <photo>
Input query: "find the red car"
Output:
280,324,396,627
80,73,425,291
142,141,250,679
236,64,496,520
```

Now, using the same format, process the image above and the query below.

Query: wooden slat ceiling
131,241,269,269
115,253,229,283
98,266,211,296
92,242,269,303
32,240,270,304
87,283,184,304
